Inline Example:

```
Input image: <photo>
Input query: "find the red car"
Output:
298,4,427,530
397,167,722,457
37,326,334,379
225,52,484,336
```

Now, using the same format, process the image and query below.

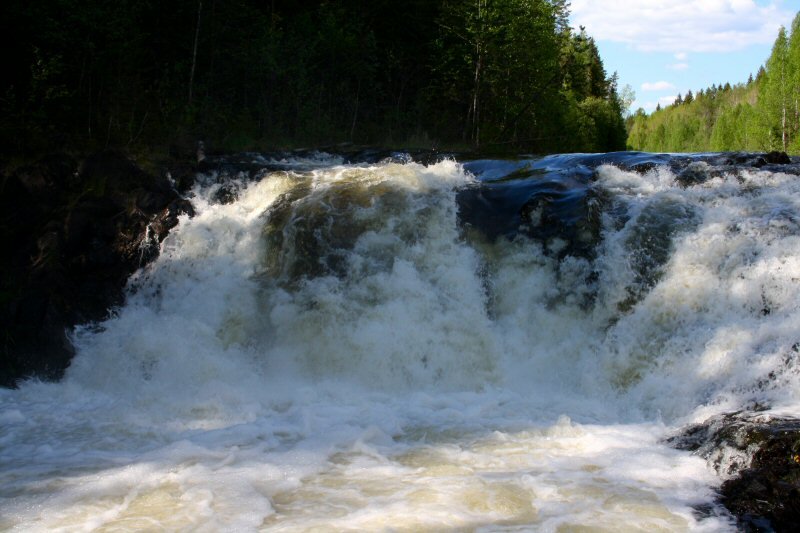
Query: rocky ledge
670,411,800,531
1,151,194,387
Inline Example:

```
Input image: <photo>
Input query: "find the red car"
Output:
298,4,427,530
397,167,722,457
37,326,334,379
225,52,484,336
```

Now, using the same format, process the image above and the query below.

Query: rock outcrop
1,151,194,387
670,412,800,531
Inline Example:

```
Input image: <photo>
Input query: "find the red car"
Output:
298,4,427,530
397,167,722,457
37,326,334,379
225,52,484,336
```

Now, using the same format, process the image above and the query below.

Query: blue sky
570,0,800,113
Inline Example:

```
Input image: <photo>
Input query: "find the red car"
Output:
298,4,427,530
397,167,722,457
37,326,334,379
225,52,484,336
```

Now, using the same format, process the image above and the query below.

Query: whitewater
2,152,800,531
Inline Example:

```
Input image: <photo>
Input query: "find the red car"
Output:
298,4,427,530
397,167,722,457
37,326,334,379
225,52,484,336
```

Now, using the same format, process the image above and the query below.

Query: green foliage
0,0,626,155
761,26,791,151
627,14,800,154
433,0,588,150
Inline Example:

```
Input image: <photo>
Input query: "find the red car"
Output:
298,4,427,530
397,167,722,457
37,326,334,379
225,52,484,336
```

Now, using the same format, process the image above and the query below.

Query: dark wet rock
617,195,700,312
14,153,77,198
761,164,800,177
676,162,714,186
710,153,767,168
165,162,197,193
627,161,658,174
1,151,194,387
765,151,791,165
712,152,792,170
518,187,606,257
457,158,605,258
311,144,452,167
670,410,771,474
263,178,417,285
669,412,800,531
722,423,800,532
457,179,594,256
213,182,240,205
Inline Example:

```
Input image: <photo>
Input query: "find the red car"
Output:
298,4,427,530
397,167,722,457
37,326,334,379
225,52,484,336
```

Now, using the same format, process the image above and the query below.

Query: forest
627,12,800,154
0,0,628,157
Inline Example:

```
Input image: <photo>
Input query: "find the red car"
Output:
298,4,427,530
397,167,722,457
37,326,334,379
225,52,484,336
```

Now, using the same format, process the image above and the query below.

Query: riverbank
0,151,195,387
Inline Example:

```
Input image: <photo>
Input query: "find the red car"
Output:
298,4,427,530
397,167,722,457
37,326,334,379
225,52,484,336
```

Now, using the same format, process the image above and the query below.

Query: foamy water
3,154,799,531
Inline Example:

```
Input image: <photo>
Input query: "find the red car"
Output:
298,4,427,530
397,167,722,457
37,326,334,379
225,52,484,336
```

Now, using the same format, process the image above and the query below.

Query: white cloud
641,95,681,111
642,81,676,91
570,0,795,53
674,52,688,60
659,95,679,107
631,94,678,113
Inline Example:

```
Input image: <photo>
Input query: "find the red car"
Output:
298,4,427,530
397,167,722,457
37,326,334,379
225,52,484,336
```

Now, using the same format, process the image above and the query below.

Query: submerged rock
617,195,700,312
670,412,800,531
457,158,605,259
676,161,715,186
0,151,194,387
262,175,423,285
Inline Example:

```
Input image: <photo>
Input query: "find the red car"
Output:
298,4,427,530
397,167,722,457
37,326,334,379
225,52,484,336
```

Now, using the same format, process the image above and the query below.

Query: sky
569,0,800,113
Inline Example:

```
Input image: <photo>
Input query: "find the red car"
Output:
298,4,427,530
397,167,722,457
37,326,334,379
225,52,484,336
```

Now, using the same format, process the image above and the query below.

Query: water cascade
3,151,799,531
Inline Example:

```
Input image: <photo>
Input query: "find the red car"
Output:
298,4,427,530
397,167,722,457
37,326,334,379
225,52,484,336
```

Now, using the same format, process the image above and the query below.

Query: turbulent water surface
3,151,800,531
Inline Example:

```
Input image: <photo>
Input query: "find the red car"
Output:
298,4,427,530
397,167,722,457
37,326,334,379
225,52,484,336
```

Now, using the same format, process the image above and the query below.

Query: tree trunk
473,51,482,147
189,1,203,105
351,79,361,141
783,104,788,152
471,0,485,147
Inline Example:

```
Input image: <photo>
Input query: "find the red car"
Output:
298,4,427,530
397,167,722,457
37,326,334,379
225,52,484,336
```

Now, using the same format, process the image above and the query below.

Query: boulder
764,151,791,165
670,412,800,531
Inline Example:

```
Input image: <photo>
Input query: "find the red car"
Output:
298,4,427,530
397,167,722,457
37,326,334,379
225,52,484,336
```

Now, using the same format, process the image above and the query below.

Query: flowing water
3,151,800,531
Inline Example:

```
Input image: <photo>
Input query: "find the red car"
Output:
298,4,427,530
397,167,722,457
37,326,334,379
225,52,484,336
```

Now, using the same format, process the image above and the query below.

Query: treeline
627,12,800,154
0,0,627,156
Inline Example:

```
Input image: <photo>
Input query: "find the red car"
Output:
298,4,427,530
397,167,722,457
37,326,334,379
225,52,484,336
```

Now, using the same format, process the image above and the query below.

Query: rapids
2,151,800,531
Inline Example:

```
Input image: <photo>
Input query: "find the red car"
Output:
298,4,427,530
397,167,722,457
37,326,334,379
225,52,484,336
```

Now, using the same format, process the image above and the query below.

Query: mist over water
3,153,799,531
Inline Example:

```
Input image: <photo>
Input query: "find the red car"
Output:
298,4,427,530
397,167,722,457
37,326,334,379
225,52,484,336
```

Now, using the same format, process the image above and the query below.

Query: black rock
213,182,240,205
676,162,713,186
627,161,658,174
1,151,194,387
765,151,791,165
670,412,800,531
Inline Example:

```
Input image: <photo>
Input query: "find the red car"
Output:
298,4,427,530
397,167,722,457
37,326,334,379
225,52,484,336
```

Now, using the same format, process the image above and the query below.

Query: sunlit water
3,153,800,531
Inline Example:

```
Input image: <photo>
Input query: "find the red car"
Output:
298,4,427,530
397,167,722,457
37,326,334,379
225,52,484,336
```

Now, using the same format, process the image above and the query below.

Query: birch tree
761,26,790,151
787,13,800,149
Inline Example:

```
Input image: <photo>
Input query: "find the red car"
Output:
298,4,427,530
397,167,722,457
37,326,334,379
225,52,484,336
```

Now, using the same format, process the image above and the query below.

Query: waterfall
3,151,798,531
